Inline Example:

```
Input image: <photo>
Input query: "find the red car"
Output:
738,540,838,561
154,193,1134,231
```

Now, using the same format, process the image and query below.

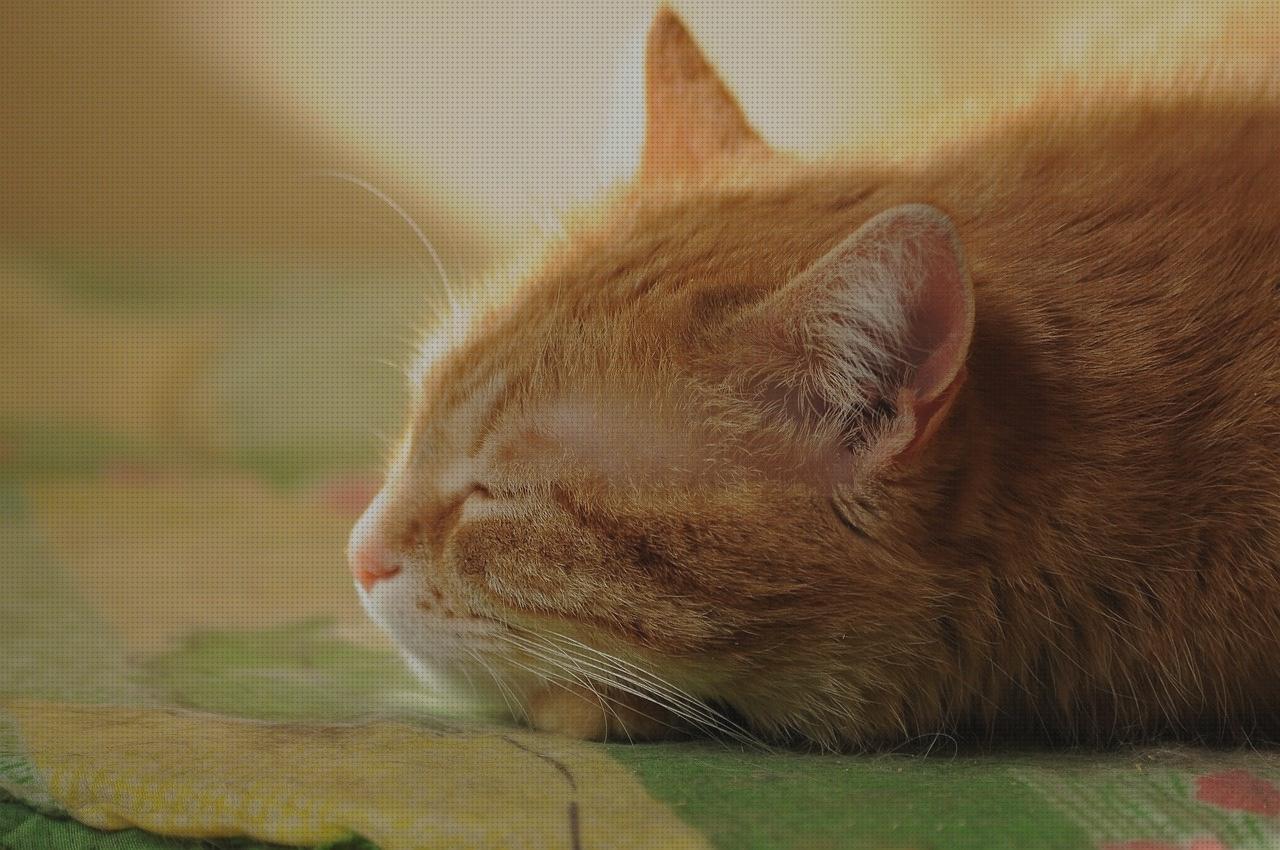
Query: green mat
3,256,1280,850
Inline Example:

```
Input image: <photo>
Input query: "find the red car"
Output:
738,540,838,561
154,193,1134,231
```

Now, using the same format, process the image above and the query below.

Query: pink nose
349,542,401,591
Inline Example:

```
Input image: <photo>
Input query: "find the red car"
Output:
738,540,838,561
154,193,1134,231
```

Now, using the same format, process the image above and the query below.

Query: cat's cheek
450,545,488,584
448,524,498,582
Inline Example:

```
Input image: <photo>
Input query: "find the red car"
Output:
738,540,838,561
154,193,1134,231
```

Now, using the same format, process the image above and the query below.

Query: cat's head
348,8,975,747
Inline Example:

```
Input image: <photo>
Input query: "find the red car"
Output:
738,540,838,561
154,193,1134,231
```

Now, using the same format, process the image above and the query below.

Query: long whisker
540,628,710,700
467,648,528,724
494,629,768,749
314,170,459,314
537,654,632,743
497,631,725,733
492,636,686,743
530,628,759,740
529,642,761,748
486,646,662,743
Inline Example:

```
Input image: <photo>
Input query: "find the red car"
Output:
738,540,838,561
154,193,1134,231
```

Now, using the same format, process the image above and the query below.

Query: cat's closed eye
457,480,541,528
456,482,498,519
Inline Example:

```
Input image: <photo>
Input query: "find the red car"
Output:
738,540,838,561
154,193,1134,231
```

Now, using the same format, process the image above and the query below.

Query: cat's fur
350,8,1280,749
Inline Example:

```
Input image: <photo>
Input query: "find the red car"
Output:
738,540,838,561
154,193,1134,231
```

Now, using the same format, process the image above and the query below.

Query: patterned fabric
3,257,1280,850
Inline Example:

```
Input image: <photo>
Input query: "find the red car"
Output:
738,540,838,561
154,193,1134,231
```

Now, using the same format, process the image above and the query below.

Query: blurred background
2,0,1275,656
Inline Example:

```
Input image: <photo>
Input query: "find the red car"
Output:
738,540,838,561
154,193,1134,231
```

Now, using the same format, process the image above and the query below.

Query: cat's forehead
401,168,885,475
406,340,706,484
539,166,880,312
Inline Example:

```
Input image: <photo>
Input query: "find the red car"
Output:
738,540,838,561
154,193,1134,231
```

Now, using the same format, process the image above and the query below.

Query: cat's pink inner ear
899,211,975,404
773,204,973,466
880,205,975,461
640,7,765,178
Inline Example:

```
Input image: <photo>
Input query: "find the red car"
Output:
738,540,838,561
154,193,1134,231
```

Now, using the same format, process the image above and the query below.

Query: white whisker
488,646,650,742
493,628,768,749
492,634,679,740
468,648,528,724
532,629,753,736
315,170,459,314
498,631,720,730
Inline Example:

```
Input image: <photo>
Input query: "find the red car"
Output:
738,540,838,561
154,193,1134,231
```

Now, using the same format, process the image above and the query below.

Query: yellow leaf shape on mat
4,700,708,850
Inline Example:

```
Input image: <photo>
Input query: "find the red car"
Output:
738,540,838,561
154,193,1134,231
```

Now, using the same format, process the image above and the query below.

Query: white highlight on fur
409,299,480,393
407,248,538,397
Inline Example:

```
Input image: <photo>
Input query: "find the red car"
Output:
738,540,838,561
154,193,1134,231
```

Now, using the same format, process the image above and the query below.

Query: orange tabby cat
348,8,1280,748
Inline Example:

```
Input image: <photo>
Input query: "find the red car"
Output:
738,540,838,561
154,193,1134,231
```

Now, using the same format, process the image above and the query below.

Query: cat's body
824,94,1280,743
349,9,1280,748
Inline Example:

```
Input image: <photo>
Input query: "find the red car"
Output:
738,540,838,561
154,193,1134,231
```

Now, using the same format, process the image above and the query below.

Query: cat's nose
349,540,401,591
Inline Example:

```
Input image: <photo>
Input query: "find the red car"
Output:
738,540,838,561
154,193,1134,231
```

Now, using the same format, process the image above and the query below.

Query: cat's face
349,9,976,745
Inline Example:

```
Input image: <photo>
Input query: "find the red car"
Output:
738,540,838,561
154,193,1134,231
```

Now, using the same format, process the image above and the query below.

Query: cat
348,7,1280,749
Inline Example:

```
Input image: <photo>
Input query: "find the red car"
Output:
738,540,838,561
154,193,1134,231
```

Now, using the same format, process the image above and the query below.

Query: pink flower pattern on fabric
1196,770,1280,817
1102,770,1280,850
1103,838,1228,850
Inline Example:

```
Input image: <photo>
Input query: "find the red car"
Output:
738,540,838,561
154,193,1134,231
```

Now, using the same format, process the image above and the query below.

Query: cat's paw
527,683,679,742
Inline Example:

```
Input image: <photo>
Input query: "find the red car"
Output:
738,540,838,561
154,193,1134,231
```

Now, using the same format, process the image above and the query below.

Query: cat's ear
740,204,974,471
640,7,767,178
